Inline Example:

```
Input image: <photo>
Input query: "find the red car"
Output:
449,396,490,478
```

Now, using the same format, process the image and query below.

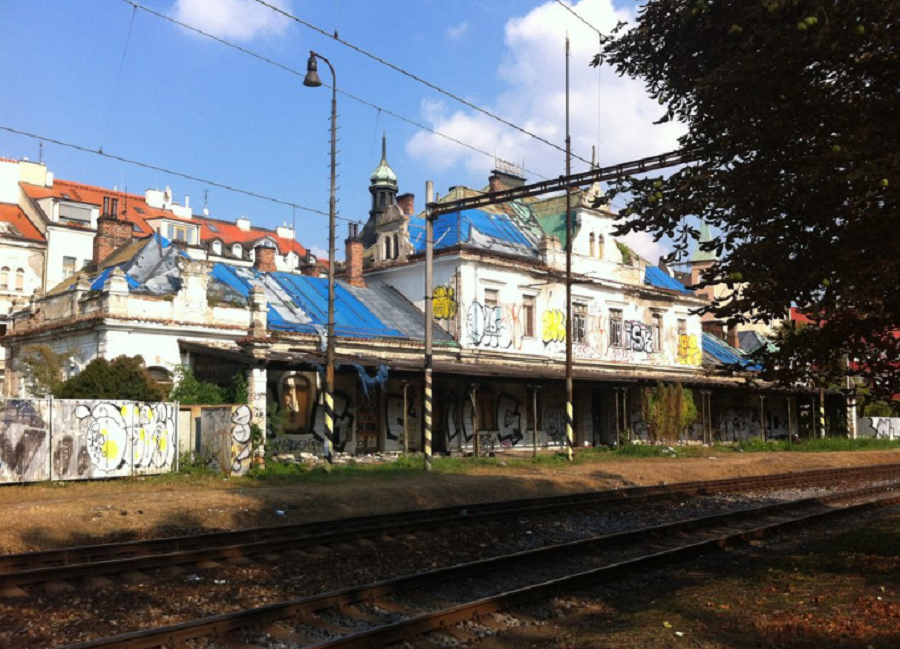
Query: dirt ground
1,450,899,555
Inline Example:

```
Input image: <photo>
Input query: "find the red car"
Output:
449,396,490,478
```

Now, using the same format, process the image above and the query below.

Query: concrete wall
858,417,900,440
0,398,177,484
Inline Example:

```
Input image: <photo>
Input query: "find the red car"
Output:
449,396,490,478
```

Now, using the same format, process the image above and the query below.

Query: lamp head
303,52,322,87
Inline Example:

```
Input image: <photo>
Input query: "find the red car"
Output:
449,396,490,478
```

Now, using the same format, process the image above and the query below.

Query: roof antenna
203,189,210,217
38,142,43,164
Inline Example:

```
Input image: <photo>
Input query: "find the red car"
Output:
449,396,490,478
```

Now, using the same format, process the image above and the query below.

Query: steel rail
51,482,900,649
2,463,898,591
427,149,689,217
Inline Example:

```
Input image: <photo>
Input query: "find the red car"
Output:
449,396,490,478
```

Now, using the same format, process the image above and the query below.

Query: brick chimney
300,251,319,276
727,324,740,350
344,223,365,287
253,245,277,273
397,193,415,216
92,198,132,266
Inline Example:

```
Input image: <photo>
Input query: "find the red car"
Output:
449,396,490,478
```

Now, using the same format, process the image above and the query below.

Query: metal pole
564,35,574,462
788,395,794,439
402,380,409,455
759,394,766,442
532,385,539,458
324,55,338,469
614,387,620,444
471,384,479,458
845,353,857,440
424,180,435,470
819,386,826,438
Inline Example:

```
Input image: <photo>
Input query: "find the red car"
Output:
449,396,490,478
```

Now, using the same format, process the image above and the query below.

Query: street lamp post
304,51,337,467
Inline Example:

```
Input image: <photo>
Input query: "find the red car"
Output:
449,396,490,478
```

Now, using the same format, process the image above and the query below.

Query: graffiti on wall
542,310,566,346
676,334,701,366
1,399,177,484
467,301,512,349
385,386,421,449
496,393,523,446
543,404,566,445
433,286,458,320
625,321,654,353
230,405,253,475
859,417,900,440
0,400,50,482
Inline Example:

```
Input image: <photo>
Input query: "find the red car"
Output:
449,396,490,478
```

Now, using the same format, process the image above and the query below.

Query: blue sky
0,0,682,260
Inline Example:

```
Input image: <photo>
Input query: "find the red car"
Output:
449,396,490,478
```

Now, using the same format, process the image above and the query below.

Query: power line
100,3,137,153
554,0,605,38
0,124,340,220
250,0,592,166
116,0,550,181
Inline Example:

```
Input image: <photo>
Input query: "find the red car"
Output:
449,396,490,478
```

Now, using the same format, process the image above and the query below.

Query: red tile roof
19,179,306,256
0,203,45,242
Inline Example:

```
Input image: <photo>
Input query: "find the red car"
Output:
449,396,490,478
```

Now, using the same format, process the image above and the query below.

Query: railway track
2,463,899,598
53,481,900,649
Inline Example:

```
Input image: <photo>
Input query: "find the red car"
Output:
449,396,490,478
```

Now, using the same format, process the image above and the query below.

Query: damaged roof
702,331,761,371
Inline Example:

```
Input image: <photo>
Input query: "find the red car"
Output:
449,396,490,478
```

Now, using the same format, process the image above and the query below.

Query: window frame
522,295,536,338
609,308,624,348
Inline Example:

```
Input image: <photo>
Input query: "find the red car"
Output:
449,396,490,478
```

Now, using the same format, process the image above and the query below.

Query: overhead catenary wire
114,0,551,181
99,4,137,153
250,0,591,167
554,0,606,38
0,124,343,220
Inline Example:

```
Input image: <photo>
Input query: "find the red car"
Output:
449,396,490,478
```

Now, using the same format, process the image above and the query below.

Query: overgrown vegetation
168,366,248,405
55,355,167,401
16,345,72,397
641,382,698,444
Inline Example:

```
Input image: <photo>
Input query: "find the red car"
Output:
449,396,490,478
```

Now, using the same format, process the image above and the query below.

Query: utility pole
424,180,434,470
564,35,574,462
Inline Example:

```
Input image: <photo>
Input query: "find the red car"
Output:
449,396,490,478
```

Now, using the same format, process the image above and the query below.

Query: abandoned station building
1,146,834,460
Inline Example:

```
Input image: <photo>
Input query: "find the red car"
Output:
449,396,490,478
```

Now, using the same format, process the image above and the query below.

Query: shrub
55,355,167,401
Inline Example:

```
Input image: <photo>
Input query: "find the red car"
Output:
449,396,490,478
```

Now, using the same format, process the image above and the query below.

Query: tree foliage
55,355,167,401
168,366,249,406
597,1,900,398
17,345,72,397
642,382,698,444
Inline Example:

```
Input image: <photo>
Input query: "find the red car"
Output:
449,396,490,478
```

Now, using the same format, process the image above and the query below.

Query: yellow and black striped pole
564,36,574,462
323,390,334,467
424,180,434,471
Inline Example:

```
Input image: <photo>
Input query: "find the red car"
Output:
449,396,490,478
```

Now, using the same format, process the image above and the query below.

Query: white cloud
172,0,293,42
406,0,686,260
309,245,328,259
446,22,470,41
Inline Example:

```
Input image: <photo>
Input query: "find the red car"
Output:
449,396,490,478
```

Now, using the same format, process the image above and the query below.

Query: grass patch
732,437,900,453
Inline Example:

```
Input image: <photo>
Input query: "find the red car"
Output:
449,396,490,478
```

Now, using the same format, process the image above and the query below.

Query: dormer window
212,240,223,255
166,222,197,244
232,243,243,258
58,202,92,226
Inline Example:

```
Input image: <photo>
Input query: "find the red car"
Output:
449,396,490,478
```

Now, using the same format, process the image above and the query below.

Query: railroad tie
259,622,317,645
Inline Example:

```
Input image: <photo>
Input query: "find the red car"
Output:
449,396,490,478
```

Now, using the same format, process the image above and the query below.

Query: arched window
232,243,243,258
589,233,596,257
393,234,400,259
383,236,392,260
0,267,8,290
282,374,312,432
212,240,222,255
147,367,173,392
597,235,605,260
15,269,24,291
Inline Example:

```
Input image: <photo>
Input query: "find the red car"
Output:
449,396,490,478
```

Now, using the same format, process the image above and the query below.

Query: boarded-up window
523,295,535,337
282,375,313,432
15,268,24,291
610,309,623,347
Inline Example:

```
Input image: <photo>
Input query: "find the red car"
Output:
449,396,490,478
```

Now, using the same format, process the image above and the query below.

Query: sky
0,0,684,261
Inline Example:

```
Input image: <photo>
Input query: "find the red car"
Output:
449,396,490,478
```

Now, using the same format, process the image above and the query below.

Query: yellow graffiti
120,405,129,418
102,438,119,459
677,334,702,365
433,285,458,320
542,310,566,344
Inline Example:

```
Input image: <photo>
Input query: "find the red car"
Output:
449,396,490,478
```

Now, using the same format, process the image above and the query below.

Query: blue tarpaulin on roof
269,272,404,338
409,209,535,254
644,266,691,294
87,267,141,291
210,264,404,339
702,332,761,370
